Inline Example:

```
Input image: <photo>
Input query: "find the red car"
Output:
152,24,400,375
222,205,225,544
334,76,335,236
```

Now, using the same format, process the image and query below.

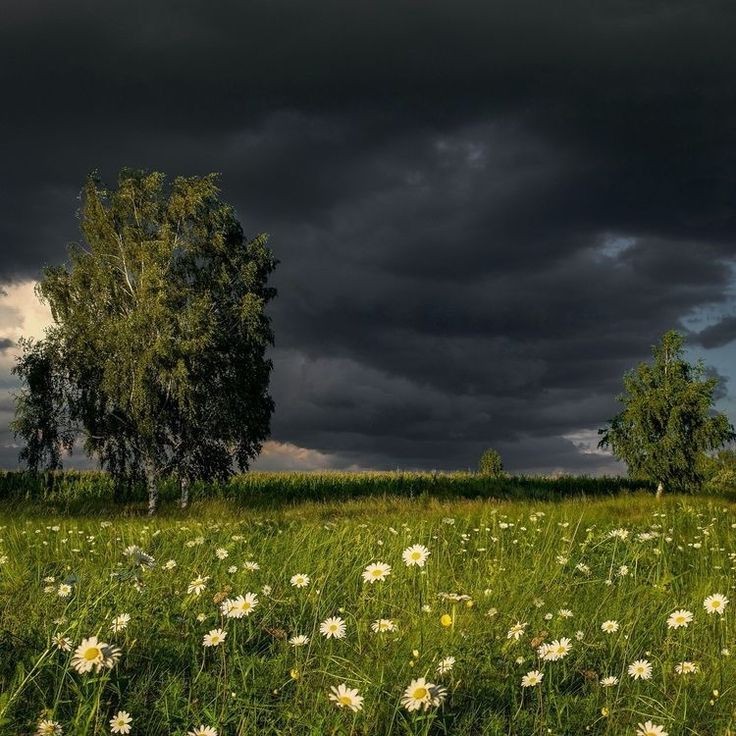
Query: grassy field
1,486,735,735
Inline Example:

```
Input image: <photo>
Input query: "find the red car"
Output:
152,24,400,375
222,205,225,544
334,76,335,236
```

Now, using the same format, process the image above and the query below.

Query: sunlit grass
1,491,735,734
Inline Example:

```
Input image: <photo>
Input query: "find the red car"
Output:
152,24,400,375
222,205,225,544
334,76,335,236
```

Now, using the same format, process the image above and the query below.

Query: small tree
478,448,504,477
12,169,278,512
598,330,735,496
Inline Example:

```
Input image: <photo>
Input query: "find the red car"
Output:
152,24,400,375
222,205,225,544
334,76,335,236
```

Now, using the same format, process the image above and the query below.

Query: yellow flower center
411,552,421,560
84,646,101,661
339,695,352,705
413,687,428,699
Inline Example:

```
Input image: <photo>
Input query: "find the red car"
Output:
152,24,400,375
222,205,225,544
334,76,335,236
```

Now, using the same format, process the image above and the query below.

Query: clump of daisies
220,593,258,618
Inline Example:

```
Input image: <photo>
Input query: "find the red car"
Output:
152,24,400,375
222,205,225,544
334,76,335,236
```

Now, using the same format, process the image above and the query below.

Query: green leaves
12,169,278,511
599,330,735,492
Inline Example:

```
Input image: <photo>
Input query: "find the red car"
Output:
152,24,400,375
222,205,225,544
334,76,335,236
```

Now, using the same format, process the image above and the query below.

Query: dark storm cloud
692,316,736,349
1,0,735,472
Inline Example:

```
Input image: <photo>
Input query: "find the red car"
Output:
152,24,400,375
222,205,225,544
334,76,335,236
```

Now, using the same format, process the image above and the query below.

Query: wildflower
289,634,310,647
636,721,668,736
290,573,310,588
704,593,728,615
221,593,258,618
215,548,229,560
371,618,397,633
558,608,573,618
402,544,430,567
328,683,364,712
601,620,619,634
600,675,619,687
401,677,447,712
57,584,72,598
628,659,653,680
320,616,347,639
507,622,528,640
436,656,455,674
52,634,72,651
203,628,227,647
521,670,543,687
261,585,272,596
675,661,698,674
162,559,177,570
187,727,217,736
540,637,571,661
110,613,131,633
71,636,121,674
242,561,260,571
123,545,155,568
440,614,453,627
362,562,391,583
109,711,133,734
187,576,210,596
666,609,693,629
36,719,62,735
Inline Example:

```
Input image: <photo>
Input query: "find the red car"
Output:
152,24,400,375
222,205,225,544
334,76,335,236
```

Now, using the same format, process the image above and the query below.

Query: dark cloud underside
1,0,735,471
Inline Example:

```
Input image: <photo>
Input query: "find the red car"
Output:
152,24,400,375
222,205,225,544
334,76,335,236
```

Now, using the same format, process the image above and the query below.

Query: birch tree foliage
598,330,735,493
12,169,278,511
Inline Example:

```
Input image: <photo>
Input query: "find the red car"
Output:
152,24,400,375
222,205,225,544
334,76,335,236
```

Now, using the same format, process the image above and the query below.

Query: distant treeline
0,470,654,508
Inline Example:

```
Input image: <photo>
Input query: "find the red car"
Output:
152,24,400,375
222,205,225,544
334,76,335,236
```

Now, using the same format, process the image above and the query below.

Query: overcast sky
1,1,735,474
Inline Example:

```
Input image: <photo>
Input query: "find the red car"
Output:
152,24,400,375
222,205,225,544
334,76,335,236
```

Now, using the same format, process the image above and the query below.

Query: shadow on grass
0,470,659,517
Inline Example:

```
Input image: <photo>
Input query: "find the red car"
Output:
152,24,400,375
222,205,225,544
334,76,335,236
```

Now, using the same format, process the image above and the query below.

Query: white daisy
628,659,653,680
187,576,210,596
371,618,397,633
402,544,430,567
328,683,364,712
362,562,392,583
187,727,218,736
221,593,258,618
636,721,668,736
109,710,133,734
675,661,698,675
203,628,227,647
704,593,728,615
666,609,693,629
290,573,310,588
436,656,455,675
521,670,543,687
36,719,62,735
319,616,347,639
110,613,131,633
401,677,446,711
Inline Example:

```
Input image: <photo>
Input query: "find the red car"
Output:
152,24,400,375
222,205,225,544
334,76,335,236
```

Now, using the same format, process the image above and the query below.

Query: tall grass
0,470,654,512
1,492,735,734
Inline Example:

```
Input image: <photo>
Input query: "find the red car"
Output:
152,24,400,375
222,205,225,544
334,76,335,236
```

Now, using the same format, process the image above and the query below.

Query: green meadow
1,476,735,735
